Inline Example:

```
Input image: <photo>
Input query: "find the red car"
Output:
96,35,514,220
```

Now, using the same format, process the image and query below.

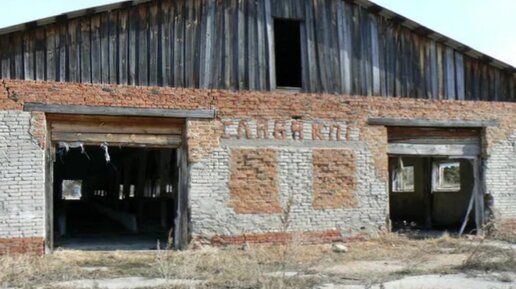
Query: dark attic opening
274,18,302,88
53,145,178,250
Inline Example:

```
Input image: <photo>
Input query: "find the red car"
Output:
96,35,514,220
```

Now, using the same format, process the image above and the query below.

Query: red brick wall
209,230,344,245
312,149,358,209
229,149,282,214
0,238,44,255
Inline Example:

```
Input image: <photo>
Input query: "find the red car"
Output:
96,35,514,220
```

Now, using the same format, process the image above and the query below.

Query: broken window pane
434,162,461,192
62,180,82,200
392,165,415,192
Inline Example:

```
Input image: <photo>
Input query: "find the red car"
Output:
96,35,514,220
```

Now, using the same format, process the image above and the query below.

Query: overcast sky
0,0,514,67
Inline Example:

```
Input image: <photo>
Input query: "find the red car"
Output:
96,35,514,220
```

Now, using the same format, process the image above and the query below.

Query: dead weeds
1,233,515,288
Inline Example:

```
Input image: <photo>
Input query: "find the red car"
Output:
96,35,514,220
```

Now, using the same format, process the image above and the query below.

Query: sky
0,0,514,67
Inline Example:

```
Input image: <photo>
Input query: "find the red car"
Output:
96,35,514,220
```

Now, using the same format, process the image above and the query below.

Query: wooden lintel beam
388,143,480,156
24,103,216,119
368,118,498,128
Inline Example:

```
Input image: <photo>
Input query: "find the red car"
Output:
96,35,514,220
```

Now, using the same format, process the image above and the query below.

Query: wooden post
473,158,484,235
423,158,433,229
159,150,172,229
135,150,148,227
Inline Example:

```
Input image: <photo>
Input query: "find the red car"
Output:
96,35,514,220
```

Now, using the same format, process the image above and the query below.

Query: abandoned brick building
0,0,515,255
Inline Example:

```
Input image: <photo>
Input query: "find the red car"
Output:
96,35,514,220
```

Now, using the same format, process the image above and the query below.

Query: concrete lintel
368,117,498,128
23,103,216,119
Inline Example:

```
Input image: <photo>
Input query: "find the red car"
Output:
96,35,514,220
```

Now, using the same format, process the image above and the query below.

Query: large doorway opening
389,156,476,233
46,114,189,251
54,146,177,250
386,126,485,235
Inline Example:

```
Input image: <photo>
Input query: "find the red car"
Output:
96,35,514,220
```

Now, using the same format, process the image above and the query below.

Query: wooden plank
51,122,182,135
236,0,246,89
247,0,257,90
387,143,480,156
264,0,276,90
24,102,216,118
34,28,46,81
91,15,103,83
370,14,380,95
128,7,138,84
119,9,129,84
430,41,439,99
455,52,465,100
149,2,159,86
369,117,498,128
137,4,149,85
57,22,67,82
108,11,118,84
256,0,266,90
444,47,456,99
45,26,56,81
46,113,185,125
52,132,182,146
0,34,11,79
173,0,185,87
98,13,110,83
337,1,350,94
388,126,480,141
23,30,35,80
80,18,92,83
223,0,235,88
13,33,24,79
161,0,172,86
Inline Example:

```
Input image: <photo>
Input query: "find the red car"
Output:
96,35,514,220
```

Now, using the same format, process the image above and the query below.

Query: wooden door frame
44,116,191,252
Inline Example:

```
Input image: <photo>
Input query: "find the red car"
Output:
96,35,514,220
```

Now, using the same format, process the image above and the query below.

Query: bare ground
0,233,515,289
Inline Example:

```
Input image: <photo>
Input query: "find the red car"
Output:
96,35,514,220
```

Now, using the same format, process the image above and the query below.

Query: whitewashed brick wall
189,138,388,238
485,131,516,220
0,111,45,238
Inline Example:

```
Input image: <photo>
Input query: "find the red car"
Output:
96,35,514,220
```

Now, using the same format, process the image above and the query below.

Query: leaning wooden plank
51,132,182,146
24,103,216,119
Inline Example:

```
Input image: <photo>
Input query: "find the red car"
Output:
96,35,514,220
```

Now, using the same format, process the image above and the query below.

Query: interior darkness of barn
53,145,177,250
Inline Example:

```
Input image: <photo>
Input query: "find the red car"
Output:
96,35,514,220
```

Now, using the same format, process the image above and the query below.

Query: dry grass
1,233,514,288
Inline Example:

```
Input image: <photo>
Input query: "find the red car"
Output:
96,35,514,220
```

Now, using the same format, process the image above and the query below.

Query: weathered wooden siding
0,0,514,102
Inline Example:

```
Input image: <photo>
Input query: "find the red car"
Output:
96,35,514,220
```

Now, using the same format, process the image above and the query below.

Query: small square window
62,180,82,200
392,165,415,193
433,161,461,192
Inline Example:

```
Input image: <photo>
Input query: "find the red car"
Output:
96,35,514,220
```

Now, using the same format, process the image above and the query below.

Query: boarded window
433,162,461,192
274,19,302,88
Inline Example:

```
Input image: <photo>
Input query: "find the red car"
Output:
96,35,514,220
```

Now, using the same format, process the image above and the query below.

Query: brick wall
0,111,45,254
312,149,358,209
0,80,514,249
229,149,282,214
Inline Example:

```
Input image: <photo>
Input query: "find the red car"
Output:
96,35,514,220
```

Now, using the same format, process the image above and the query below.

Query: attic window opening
274,18,302,89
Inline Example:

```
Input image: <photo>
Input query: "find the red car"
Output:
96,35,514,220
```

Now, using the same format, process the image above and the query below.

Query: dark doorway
274,18,302,88
53,145,178,250
389,156,476,233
